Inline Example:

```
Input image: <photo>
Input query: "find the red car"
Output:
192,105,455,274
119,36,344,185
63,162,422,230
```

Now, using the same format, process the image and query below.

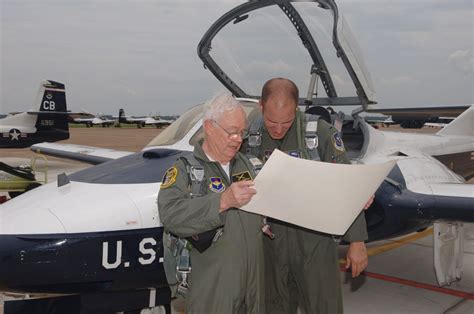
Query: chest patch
161,166,178,189
287,150,301,158
209,177,226,193
232,171,252,182
332,132,345,151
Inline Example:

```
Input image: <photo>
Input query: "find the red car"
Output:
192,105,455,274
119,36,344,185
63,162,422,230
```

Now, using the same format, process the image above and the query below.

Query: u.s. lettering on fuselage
101,237,163,269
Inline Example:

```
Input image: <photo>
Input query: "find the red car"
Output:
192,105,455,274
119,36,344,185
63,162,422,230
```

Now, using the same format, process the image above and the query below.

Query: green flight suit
158,141,265,314
243,111,368,314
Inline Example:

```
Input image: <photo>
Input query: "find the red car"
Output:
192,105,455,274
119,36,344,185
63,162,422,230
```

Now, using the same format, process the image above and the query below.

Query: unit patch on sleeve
161,166,178,189
232,171,252,182
209,177,226,193
332,132,345,151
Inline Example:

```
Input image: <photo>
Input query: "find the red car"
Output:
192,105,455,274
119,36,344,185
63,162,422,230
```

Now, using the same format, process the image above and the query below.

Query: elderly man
158,92,265,314
243,78,371,314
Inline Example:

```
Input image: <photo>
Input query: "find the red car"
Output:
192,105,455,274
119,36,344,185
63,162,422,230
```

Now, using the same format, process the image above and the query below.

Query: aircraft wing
428,183,474,199
26,111,90,116
31,143,133,165
366,105,470,119
129,117,147,122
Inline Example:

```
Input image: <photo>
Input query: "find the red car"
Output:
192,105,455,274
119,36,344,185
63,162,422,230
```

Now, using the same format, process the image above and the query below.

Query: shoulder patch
232,171,252,182
332,132,345,152
209,177,226,193
161,167,178,189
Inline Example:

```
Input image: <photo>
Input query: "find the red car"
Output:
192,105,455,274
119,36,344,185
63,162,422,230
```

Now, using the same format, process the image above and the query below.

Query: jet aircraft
0,80,70,148
117,108,173,128
1,1,473,313
73,112,116,128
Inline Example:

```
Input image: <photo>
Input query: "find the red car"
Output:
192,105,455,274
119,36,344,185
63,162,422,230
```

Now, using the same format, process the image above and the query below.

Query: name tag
232,171,252,182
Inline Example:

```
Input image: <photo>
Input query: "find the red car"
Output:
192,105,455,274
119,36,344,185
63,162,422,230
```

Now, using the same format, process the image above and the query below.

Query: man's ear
203,119,212,134
259,100,263,113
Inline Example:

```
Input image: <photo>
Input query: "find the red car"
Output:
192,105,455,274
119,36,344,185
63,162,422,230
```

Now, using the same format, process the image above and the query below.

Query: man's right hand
219,181,256,212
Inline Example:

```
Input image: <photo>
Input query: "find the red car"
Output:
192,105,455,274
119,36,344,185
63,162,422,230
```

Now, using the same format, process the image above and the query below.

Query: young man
243,78,371,314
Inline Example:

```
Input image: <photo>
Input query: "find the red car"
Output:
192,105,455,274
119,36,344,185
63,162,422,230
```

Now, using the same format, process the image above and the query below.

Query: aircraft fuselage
0,227,168,293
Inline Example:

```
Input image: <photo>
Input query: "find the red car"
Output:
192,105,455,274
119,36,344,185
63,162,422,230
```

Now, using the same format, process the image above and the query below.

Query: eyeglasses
212,120,249,140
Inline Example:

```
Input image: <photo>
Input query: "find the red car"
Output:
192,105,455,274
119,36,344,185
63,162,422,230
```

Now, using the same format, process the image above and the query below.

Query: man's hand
363,194,375,210
219,181,256,212
345,241,368,278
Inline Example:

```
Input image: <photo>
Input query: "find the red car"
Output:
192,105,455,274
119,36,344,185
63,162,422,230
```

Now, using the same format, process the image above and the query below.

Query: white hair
202,91,244,122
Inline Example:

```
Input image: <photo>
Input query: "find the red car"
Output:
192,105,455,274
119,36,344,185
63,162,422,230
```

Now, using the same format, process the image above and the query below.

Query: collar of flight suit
192,139,243,185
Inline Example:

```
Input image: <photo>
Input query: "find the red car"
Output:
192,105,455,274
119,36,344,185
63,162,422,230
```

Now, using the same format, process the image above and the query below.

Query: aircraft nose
0,189,66,235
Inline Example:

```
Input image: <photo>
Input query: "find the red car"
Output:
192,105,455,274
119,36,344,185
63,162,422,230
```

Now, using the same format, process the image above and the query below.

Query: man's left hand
363,194,375,210
345,241,368,278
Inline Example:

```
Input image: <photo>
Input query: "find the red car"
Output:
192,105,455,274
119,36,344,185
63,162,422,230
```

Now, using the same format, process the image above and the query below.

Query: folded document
242,149,396,235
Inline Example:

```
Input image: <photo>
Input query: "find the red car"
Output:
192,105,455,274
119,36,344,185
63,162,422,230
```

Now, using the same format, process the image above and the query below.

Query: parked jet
73,112,116,128
0,1,472,313
117,108,173,128
0,80,70,148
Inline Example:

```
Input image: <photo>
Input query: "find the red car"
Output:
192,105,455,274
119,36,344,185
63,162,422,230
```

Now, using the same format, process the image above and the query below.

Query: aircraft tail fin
437,105,474,137
34,80,69,133
118,108,127,123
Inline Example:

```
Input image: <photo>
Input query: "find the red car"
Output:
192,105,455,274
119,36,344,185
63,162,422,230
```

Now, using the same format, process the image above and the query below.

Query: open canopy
198,0,376,110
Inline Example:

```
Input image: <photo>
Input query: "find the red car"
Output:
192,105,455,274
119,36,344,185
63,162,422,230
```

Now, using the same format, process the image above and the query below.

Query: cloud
448,50,473,75
378,76,417,87
331,75,352,87
243,60,292,75
2,0,472,114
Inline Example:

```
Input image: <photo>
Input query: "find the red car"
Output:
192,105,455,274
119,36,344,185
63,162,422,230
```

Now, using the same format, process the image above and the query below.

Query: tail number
101,238,162,269
40,119,55,126
42,100,55,111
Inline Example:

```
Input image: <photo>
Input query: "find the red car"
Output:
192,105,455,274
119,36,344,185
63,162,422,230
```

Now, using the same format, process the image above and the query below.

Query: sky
1,0,472,116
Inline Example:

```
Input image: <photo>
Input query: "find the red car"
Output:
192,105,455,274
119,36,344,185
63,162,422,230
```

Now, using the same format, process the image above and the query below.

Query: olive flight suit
158,141,265,314
243,111,368,314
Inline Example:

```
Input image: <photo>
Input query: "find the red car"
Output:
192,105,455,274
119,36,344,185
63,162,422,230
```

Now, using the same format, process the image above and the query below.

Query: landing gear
400,120,424,128
433,222,464,286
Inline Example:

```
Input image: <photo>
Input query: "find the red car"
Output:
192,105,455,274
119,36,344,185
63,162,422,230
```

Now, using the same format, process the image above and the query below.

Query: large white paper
242,149,396,235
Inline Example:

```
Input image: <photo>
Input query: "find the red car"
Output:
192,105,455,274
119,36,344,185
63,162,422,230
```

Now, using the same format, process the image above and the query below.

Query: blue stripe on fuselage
0,227,167,293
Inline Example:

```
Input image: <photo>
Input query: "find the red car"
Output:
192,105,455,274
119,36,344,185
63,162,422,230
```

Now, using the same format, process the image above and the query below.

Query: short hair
202,91,244,121
261,78,299,105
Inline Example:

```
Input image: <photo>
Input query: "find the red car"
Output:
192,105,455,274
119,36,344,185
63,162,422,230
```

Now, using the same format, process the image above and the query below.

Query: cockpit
145,100,367,163
147,0,376,161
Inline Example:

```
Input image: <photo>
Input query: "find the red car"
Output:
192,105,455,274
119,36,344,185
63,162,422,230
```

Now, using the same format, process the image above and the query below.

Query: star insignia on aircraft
9,129,21,141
